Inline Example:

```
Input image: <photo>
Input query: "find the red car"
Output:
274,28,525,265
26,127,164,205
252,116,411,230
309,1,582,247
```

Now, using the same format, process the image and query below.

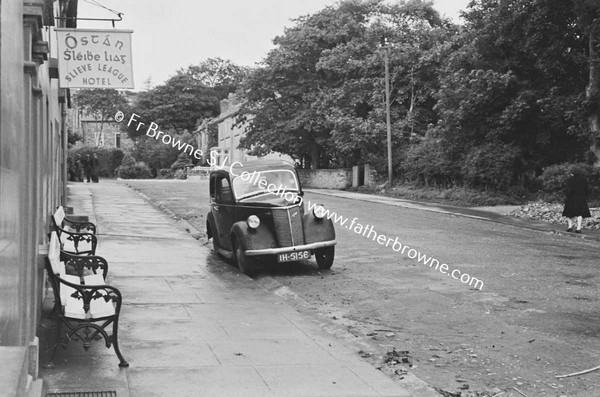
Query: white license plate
277,250,311,263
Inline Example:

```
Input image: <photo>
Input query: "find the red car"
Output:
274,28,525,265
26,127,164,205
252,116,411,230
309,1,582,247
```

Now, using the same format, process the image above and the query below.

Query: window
115,133,121,148
216,177,233,203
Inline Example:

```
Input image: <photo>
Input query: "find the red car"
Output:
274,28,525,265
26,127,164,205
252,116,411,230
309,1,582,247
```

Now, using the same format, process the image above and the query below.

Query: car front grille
273,206,305,247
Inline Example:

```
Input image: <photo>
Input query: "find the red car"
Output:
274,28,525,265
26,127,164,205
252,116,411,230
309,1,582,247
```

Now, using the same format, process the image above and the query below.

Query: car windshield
232,169,299,200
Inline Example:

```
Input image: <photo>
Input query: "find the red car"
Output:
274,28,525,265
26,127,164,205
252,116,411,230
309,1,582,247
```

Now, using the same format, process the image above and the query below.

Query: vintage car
206,160,336,275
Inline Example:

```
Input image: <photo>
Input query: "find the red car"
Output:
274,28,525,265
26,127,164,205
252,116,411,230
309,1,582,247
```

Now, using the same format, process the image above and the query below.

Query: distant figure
67,157,75,181
562,166,591,234
74,155,84,182
83,154,92,183
91,153,100,183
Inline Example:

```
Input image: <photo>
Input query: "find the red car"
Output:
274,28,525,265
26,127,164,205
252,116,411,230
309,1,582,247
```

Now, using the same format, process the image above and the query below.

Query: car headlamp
313,205,326,219
247,215,260,229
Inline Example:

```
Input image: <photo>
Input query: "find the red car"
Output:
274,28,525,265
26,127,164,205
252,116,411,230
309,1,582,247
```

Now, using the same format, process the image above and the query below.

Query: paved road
125,179,600,397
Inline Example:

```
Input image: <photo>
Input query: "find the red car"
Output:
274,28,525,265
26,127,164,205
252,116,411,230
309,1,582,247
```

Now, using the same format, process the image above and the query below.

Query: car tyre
315,246,335,270
208,221,221,256
232,237,256,276
212,233,220,255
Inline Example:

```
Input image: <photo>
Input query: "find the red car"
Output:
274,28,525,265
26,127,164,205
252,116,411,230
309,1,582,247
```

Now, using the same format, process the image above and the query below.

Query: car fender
230,221,277,251
303,214,335,244
206,212,216,239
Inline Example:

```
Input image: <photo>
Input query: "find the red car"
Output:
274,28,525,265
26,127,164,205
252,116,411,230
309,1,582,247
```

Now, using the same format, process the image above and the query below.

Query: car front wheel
315,246,335,269
232,237,255,276
211,229,220,254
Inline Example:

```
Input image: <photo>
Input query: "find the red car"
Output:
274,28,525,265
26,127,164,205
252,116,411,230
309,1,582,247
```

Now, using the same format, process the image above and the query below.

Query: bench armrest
60,251,109,280
63,217,97,234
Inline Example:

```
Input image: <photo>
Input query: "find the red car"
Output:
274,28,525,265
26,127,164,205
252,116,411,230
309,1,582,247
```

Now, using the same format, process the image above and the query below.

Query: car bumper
244,240,336,256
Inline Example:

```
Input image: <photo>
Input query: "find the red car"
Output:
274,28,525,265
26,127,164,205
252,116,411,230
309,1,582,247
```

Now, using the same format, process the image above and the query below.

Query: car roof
210,160,296,176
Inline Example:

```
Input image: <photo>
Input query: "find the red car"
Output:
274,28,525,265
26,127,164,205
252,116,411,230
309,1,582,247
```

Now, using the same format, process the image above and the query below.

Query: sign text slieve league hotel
56,28,134,89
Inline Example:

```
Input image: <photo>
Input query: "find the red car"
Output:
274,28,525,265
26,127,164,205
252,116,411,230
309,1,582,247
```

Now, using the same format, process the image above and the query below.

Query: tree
573,0,600,164
430,0,594,189
123,59,248,142
238,0,453,169
74,89,129,147
186,57,250,100
124,70,218,138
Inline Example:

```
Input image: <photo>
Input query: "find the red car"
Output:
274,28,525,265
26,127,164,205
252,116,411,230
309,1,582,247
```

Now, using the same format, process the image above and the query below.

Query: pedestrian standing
91,153,100,183
562,165,591,234
74,154,84,182
83,154,92,183
67,156,75,181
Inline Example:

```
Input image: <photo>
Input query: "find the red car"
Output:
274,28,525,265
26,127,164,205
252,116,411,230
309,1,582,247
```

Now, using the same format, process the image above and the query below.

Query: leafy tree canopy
123,58,247,141
433,0,597,185
238,0,453,168
75,88,129,122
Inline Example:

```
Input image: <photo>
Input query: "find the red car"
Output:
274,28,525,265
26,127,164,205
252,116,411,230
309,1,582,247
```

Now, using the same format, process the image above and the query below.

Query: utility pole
383,43,393,188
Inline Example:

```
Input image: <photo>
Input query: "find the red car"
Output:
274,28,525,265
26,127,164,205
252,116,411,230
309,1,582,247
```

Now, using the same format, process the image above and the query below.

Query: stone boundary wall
297,168,352,189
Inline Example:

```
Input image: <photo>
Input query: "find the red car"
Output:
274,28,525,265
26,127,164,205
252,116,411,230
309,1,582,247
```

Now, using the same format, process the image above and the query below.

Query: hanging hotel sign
55,28,134,89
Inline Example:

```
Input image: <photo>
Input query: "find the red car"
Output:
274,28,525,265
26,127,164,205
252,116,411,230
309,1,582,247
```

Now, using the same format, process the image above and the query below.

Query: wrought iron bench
44,232,128,368
52,206,97,255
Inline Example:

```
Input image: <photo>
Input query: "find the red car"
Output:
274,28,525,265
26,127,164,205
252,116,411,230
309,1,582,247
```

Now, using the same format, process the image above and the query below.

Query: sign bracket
55,13,123,28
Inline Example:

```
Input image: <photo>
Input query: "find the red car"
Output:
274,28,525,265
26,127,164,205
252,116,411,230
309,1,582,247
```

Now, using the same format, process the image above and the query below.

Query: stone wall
297,169,352,189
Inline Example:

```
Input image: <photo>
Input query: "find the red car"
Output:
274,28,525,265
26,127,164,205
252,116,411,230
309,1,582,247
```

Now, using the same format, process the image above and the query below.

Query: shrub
402,139,459,187
116,154,152,179
156,168,175,179
461,141,519,191
130,139,179,176
170,152,193,171
538,163,573,196
173,168,187,179
538,163,600,204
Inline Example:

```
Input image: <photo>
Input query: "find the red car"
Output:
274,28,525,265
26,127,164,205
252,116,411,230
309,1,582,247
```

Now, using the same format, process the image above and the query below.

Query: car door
212,175,236,251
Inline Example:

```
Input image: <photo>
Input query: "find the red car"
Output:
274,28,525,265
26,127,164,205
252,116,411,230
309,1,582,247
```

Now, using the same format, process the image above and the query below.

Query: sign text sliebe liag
56,28,134,89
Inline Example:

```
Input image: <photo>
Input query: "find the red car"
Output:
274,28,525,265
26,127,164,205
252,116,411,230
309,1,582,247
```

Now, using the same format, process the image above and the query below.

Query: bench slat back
53,206,65,227
48,232,65,276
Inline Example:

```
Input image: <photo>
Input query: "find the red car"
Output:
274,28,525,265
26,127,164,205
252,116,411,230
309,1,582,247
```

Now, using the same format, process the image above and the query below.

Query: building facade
0,0,73,394
205,94,293,167
67,90,136,151
78,118,134,150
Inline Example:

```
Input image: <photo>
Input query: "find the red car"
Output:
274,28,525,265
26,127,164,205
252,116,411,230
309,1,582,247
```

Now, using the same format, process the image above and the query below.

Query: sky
76,0,470,91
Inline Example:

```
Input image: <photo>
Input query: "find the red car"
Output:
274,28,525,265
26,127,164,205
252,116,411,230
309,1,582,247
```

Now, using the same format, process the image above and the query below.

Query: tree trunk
587,28,600,165
310,140,320,169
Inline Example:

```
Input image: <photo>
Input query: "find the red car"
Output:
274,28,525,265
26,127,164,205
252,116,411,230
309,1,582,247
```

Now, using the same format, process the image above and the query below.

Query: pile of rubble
507,202,600,230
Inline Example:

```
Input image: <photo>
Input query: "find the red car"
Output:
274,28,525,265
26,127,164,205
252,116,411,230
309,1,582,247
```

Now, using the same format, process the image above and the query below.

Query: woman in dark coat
90,153,100,183
562,166,591,233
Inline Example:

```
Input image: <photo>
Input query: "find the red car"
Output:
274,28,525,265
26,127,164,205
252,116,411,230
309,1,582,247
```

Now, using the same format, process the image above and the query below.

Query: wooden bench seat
44,232,128,368
52,206,98,255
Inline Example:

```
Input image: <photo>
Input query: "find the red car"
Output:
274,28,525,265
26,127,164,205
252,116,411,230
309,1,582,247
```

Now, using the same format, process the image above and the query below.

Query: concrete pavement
39,181,413,397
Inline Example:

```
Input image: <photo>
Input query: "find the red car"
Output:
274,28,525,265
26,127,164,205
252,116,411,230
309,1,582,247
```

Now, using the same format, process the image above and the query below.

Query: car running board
217,248,233,259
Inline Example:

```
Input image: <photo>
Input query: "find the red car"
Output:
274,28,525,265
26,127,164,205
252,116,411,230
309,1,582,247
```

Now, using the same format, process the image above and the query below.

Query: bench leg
43,318,62,369
112,320,129,368
47,300,60,319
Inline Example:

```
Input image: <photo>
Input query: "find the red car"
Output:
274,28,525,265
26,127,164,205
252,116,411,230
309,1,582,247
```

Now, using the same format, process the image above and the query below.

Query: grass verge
351,184,529,207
